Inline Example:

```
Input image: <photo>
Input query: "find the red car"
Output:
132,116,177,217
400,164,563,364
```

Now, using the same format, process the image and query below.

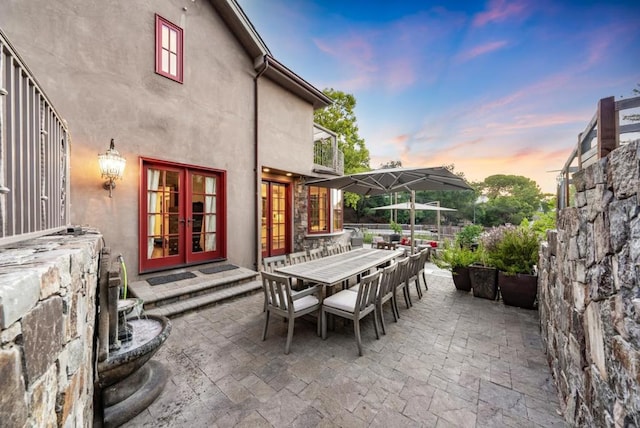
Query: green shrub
521,211,556,238
487,226,540,275
363,231,374,244
455,224,484,248
389,221,403,234
434,239,478,270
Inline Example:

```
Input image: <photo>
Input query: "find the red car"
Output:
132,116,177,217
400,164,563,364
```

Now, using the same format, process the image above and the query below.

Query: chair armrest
291,284,322,299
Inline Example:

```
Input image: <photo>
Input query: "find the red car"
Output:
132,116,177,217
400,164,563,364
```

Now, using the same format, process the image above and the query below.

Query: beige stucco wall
0,0,261,277
258,77,315,176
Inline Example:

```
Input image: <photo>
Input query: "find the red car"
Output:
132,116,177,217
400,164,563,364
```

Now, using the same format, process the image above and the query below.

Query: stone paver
124,264,566,427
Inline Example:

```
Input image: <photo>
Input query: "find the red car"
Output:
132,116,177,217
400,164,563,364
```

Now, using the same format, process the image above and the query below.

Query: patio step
128,264,261,318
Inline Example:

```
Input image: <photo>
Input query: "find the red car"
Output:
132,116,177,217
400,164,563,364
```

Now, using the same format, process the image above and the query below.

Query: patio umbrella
371,201,457,212
306,167,472,252
371,201,457,241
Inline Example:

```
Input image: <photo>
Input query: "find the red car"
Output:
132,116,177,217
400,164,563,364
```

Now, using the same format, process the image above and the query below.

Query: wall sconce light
98,138,126,197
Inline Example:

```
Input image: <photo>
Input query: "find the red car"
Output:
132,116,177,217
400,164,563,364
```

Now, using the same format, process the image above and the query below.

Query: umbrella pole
410,191,415,255
436,201,441,243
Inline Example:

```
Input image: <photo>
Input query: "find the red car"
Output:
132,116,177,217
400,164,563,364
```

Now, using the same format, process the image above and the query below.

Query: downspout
253,55,269,271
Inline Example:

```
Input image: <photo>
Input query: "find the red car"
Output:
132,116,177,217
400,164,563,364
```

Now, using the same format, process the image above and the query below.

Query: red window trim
307,186,330,235
155,14,184,83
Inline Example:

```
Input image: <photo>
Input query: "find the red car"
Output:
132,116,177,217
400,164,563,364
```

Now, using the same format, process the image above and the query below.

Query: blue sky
237,0,640,193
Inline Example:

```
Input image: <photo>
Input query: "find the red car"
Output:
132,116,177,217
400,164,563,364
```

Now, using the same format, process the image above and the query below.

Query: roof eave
211,0,332,109
210,0,271,60
259,55,332,109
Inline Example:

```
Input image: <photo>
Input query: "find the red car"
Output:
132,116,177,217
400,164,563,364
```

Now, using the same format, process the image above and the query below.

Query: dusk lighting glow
238,0,640,193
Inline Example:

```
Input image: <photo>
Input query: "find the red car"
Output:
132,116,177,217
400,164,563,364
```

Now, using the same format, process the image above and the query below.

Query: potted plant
433,239,477,291
489,226,540,309
468,225,513,300
389,221,403,243
456,224,483,250
467,246,498,299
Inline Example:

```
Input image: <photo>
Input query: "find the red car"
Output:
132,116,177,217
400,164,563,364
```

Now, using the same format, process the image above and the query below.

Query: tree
623,83,640,122
476,174,545,226
380,160,402,169
314,88,370,174
314,88,370,211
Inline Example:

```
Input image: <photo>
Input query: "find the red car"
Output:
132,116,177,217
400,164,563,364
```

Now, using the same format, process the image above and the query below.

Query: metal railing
557,95,640,210
0,29,70,245
313,123,344,175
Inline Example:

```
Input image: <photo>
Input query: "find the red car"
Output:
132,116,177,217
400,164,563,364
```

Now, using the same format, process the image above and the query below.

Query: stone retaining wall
0,230,102,427
539,141,640,426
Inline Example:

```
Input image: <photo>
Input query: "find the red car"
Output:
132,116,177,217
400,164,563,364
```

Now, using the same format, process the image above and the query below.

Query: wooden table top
275,248,404,286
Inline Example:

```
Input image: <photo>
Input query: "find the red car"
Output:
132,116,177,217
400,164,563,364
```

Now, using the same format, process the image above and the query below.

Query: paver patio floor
125,263,566,427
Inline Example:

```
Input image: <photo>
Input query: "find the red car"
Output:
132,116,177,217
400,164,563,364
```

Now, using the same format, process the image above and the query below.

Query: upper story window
308,186,343,234
155,15,183,83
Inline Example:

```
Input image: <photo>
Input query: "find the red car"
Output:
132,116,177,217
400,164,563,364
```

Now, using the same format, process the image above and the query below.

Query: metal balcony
313,124,343,176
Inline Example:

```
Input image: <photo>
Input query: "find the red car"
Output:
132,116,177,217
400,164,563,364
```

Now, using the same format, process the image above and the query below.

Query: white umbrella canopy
306,167,472,252
372,202,457,243
371,202,457,212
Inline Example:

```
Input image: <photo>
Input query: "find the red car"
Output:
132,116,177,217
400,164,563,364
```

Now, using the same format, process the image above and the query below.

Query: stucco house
0,0,346,280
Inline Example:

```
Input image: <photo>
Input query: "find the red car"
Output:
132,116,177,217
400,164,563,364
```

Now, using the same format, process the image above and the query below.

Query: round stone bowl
98,314,171,388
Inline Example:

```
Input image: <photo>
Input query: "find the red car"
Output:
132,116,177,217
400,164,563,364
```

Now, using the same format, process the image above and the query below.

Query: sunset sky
237,0,640,193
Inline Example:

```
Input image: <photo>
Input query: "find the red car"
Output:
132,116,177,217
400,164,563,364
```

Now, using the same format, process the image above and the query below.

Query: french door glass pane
147,168,180,259
191,174,216,254
261,183,267,253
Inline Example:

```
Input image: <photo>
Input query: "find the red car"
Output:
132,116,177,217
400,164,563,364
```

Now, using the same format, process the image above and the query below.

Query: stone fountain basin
98,314,171,388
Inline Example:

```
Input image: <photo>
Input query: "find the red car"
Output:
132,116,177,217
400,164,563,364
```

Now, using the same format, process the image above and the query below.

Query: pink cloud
392,134,409,145
473,0,529,27
384,58,417,91
313,36,376,73
484,113,586,134
456,40,509,62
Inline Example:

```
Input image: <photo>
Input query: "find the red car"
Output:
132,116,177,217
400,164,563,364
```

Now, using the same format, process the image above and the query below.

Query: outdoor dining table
275,247,405,293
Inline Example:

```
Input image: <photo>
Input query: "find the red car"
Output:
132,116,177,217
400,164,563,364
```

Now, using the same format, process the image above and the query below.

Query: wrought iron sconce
98,139,126,197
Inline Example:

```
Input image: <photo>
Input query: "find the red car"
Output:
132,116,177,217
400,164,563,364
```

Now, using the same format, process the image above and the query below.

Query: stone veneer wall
539,140,640,426
293,180,350,252
0,230,102,427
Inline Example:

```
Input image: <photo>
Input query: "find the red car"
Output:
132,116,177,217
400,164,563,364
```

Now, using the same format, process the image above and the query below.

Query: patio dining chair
261,271,322,354
324,243,340,256
347,261,398,335
288,251,308,265
418,248,431,291
407,253,424,300
321,270,381,356
261,255,288,311
394,257,412,313
339,242,352,253
376,262,398,334
262,255,288,272
307,247,324,260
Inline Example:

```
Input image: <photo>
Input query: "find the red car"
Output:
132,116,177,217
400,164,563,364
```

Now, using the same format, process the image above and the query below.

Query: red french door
140,160,225,272
261,181,290,258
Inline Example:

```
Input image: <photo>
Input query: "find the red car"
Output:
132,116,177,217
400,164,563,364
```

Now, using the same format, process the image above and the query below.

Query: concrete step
128,264,261,318
143,280,262,318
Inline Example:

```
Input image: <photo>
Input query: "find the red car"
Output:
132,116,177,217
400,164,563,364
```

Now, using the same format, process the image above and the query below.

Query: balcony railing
0,29,70,245
557,95,640,210
313,124,344,175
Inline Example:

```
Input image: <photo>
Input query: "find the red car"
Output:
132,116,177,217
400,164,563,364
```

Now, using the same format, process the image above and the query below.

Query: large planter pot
498,271,538,309
469,265,498,300
390,233,402,243
452,266,472,291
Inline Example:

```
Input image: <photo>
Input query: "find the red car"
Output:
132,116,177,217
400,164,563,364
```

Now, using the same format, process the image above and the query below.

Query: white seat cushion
270,294,319,312
293,295,320,312
323,290,357,312
347,283,360,293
